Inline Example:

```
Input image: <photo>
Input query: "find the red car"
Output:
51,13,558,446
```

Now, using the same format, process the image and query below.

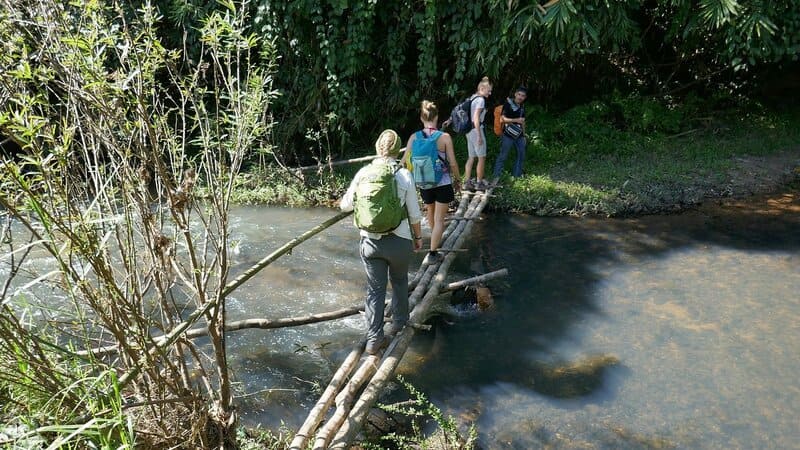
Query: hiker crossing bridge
288,184,505,449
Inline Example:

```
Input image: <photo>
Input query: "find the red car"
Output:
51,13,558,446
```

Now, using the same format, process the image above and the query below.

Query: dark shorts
420,184,455,205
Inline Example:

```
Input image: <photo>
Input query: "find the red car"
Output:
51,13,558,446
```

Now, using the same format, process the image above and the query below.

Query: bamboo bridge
287,181,504,450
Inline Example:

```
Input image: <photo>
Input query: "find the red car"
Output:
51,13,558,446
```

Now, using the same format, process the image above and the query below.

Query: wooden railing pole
117,210,352,388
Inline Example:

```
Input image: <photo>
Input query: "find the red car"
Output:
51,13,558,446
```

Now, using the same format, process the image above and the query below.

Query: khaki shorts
466,127,487,158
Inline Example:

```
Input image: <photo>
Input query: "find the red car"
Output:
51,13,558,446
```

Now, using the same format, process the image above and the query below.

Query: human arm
402,134,416,171
339,172,359,212
441,133,460,192
398,169,423,249
501,114,525,125
502,102,525,125
410,222,423,251
473,98,484,145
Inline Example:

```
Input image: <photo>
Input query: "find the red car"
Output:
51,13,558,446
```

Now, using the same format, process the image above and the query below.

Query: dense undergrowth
231,95,800,216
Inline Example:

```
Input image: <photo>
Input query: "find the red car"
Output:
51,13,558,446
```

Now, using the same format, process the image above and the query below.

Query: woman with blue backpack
403,100,461,266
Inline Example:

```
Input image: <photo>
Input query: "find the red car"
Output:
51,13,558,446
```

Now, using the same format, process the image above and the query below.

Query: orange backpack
493,104,503,136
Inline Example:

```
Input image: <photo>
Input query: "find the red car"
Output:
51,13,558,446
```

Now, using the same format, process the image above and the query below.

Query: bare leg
477,156,485,181
429,201,449,251
425,202,435,245
464,156,475,181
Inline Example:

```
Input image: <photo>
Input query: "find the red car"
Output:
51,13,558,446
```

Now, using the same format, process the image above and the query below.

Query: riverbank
230,101,800,217
489,146,800,217
454,100,800,216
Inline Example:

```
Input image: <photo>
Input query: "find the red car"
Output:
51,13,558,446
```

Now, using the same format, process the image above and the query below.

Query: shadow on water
398,187,800,448
225,190,800,448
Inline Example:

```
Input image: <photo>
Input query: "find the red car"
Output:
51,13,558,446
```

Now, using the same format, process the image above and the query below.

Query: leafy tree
147,1,800,162
247,0,800,157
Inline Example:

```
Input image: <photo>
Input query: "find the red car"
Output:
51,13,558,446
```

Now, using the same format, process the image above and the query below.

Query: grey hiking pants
359,233,412,345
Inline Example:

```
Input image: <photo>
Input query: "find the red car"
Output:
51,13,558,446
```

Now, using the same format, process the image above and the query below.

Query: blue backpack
410,130,446,189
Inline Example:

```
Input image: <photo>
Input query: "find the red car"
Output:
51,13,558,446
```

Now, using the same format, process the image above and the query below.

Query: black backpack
448,96,475,134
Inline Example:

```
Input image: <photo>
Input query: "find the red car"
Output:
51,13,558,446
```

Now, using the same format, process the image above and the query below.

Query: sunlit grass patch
492,174,619,216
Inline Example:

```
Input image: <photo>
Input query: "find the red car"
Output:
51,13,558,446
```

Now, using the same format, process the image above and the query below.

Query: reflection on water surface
223,192,800,448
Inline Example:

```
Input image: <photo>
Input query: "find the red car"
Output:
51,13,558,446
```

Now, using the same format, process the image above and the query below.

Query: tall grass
488,95,800,215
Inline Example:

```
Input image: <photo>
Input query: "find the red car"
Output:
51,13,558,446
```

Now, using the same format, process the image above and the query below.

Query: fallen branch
441,268,508,292
666,128,700,139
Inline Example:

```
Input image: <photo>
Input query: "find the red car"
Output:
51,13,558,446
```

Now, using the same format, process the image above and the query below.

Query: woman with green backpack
403,100,461,266
340,129,423,355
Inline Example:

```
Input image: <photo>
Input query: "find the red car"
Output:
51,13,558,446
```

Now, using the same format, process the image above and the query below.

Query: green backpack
353,161,406,233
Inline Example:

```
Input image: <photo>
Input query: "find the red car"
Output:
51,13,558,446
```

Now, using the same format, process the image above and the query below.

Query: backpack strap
391,162,409,223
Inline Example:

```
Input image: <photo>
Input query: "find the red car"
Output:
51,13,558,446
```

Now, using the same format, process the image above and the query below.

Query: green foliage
237,424,293,450
487,97,800,216
372,375,477,450
0,320,134,449
492,174,618,215
1,0,277,446
144,0,800,164
226,166,350,206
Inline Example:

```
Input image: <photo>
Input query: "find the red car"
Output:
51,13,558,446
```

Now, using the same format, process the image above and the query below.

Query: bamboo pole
312,355,380,449
288,340,365,450
440,268,509,292
222,210,353,296
295,149,407,172
117,210,353,388
409,193,471,290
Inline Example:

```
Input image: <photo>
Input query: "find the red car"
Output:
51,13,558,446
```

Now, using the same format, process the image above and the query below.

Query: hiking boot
463,179,476,192
365,336,389,356
475,180,487,192
423,250,443,266
384,321,405,338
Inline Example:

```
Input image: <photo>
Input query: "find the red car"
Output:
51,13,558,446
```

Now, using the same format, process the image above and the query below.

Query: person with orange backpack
492,86,528,180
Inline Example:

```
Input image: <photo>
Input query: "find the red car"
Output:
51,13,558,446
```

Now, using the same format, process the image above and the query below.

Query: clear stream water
223,189,800,449
4,190,799,449
405,194,800,449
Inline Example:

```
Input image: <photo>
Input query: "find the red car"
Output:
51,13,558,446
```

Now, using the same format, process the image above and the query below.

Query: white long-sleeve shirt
340,159,422,240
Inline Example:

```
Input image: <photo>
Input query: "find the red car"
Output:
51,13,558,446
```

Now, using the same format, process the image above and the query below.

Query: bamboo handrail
117,210,353,388
294,148,408,172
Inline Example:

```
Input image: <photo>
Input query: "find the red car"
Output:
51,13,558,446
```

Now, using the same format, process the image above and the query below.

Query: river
224,188,800,449
3,189,799,448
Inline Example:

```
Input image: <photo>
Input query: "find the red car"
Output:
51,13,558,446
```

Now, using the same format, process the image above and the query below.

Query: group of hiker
339,77,530,355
